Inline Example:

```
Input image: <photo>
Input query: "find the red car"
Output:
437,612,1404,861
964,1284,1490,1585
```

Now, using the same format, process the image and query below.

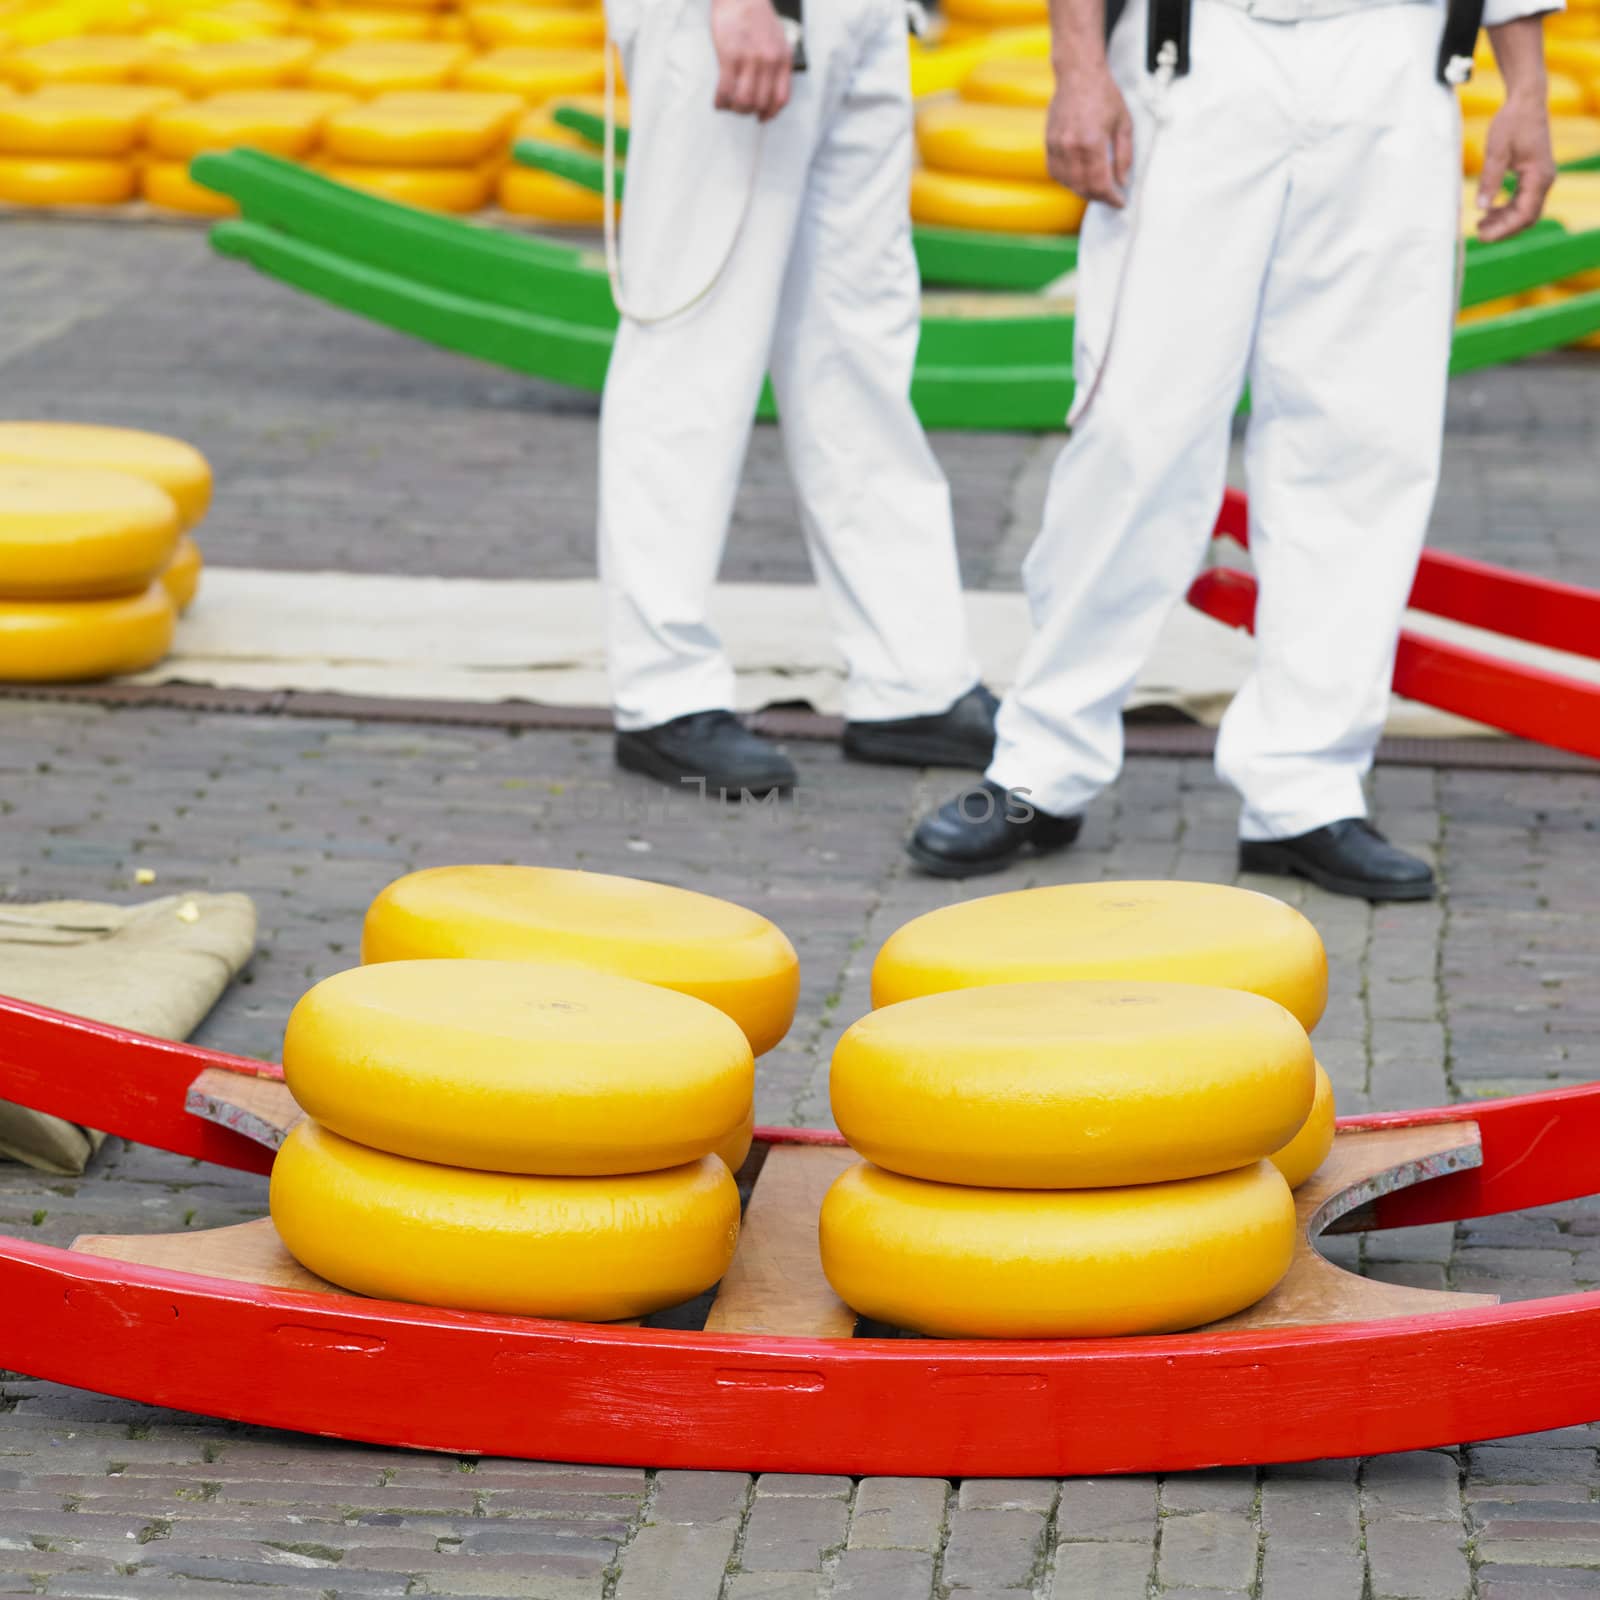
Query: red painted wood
0,991,281,1176
4,1232,1600,1474
1186,566,1600,761
1209,488,1600,660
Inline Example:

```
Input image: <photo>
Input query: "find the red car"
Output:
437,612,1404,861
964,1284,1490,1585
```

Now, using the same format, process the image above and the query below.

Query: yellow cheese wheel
283,958,754,1175
1269,1060,1335,1190
320,158,495,211
161,532,202,611
148,91,346,158
0,422,212,529
911,166,1085,234
1457,291,1528,325
0,84,178,153
943,0,1048,26
1544,38,1600,79
832,980,1315,1189
960,54,1052,108
715,1103,755,1174
0,154,134,203
916,100,1047,181
308,42,470,95
362,865,800,1055
143,38,316,92
872,880,1328,1031
1547,171,1600,233
143,157,239,214
0,584,176,682
306,8,440,43
0,464,179,600
819,1159,1296,1338
497,160,604,222
464,4,606,48
271,1120,741,1320
456,46,605,101
1463,113,1600,174
323,90,519,164
5,37,161,88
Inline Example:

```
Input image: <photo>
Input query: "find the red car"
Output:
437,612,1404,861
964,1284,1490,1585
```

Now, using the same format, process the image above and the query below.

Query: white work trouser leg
598,0,977,730
987,0,1292,816
768,1,979,722
1217,4,1459,840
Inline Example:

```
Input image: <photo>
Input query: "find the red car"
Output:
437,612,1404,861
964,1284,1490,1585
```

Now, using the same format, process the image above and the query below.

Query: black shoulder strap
1437,0,1487,85
1146,0,1192,74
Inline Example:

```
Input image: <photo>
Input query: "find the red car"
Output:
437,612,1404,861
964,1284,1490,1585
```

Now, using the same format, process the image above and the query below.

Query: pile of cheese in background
0,422,207,683
0,0,622,218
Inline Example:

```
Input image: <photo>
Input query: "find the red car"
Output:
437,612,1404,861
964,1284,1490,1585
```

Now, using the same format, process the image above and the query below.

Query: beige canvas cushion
0,893,257,1174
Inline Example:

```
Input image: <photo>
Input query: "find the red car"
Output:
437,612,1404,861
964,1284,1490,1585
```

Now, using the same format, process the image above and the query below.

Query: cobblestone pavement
4,218,1600,592
2,704,1599,1599
1,214,1599,1596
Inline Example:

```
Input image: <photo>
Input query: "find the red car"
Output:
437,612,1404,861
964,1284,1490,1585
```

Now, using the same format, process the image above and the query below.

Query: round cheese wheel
307,9,440,44
464,5,607,48
0,89,154,155
148,93,342,159
5,38,161,89
457,46,605,101
911,167,1085,234
1460,68,1585,118
819,1159,1296,1338
960,55,1053,108
308,43,471,96
0,584,176,682
0,464,179,600
162,533,203,611
0,423,212,529
943,0,1048,24
917,100,1048,182
143,38,317,93
271,1120,741,1320
323,92,519,164
321,157,494,210
871,881,1328,1032
497,161,604,222
715,1103,755,1174
832,980,1315,1189
0,155,135,205
1269,1061,1335,1191
143,157,240,214
362,865,800,1056
284,958,754,1175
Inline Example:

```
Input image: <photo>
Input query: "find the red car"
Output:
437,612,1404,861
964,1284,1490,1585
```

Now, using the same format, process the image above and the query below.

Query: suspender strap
1437,0,1486,84
1104,0,1130,41
1146,0,1192,75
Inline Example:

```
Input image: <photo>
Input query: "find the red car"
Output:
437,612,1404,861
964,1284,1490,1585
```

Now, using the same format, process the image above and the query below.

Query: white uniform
988,0,1549,840
598,0,980,732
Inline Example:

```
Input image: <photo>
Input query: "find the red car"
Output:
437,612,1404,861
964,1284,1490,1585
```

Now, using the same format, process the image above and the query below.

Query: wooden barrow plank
703,1144,858,1338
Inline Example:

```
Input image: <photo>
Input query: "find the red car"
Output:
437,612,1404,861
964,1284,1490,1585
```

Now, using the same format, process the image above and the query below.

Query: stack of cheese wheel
0,422,210,617
321,87,518,211
271,958,752,1319
362,863,801,1171
912,52,1086,235
818,882,1339,1338
499,94,613,220
0,82,175,205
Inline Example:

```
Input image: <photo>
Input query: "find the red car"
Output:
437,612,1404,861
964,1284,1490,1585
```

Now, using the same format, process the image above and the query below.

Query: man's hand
711,0,792,122
1478,15,1557,243
1046,60,1134,207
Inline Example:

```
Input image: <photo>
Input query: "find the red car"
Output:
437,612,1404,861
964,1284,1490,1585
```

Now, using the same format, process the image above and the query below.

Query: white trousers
598,0,979,731
988,0,1460,839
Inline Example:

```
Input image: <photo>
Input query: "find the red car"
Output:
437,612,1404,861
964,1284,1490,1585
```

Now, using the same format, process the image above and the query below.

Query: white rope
602,22,768,326
1066,40,1179,432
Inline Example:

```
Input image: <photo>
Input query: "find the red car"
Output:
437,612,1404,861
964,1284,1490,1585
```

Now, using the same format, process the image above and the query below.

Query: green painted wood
514,137,622,199
1460,225,1600,306
556,104,624,154
1450,286,1600,373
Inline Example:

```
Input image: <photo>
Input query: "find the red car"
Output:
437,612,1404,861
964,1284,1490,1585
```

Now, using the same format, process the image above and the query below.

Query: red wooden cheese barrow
1,989,1598,1476
1190,488,1600,762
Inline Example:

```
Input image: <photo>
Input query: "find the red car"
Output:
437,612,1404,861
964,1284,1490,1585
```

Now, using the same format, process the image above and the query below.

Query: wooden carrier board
72,1070,1495,1341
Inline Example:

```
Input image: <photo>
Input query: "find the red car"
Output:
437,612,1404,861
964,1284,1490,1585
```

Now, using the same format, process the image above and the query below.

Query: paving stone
651,1472,751,1526
1363,1518,1471,1599
1362,1452,1462,1520
1478,1566,1600,1597
847,1479,947,1552
830,1547,936,1600
1259,1546,1366,1600
955,1480,1055,1513
939,1507,1047,1592
1053,1478,1157,1543
1161,1468,1256,1515
1048,1539,1152,1599
612,1520,739,1600
724,1572,827,1599
755,1475,851,1499
1156,1510,1257,1593
738,1495,849,1573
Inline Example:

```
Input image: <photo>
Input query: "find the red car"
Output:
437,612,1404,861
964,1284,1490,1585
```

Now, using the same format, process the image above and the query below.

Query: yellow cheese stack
0,422,210,616
361,863,801,1057
271,958,750,1318
820,979,1307,1337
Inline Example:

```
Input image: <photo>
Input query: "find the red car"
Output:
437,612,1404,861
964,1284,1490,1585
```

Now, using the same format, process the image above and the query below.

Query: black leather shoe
843,684,999,771
906,779,1082,878
615,710,798,797
1238,818,1435,902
